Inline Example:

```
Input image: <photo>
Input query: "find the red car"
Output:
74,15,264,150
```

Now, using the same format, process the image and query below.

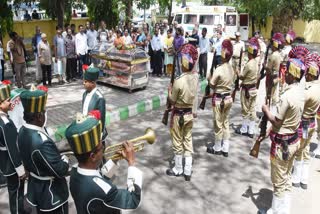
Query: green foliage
158,0,170,14
136,0,156,10
0,0,14,35
84,0,120,28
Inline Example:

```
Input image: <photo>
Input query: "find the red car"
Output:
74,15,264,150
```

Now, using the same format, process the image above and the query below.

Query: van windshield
175,14,182,24
184,14,197,24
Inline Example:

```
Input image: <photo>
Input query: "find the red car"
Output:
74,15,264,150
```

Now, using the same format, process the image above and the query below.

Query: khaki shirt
273,82,304,134
210,63,235,94
38,41,52,65
302,80,320,119
266,50,282,76
232,40,245,58
8,40,25,64
240,58,259,85
170,72,198,109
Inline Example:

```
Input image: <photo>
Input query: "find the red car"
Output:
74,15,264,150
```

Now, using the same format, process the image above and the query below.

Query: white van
173,6,249,40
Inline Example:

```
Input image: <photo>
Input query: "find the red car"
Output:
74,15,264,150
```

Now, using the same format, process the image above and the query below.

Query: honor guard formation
1,26,320,214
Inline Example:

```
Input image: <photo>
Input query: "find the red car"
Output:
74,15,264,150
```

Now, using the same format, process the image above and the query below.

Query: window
199,15,213,25
175,14,182,24
184,14,197,24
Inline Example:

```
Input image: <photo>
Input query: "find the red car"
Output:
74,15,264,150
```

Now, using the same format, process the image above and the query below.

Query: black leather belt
215,93,230,98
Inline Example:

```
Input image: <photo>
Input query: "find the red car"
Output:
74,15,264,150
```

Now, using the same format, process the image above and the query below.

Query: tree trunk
56,0,65,28
125,0,133,29
272,8,293,34
168,0,173,24
251,16,255,37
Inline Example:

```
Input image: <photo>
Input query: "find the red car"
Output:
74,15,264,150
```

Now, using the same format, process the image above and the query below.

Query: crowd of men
1,19,320,214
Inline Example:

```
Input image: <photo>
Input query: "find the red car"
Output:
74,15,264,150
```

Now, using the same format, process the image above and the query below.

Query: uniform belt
302,117,315,123
232,56,240,59
173,108,192,115
30,172,54,181
241,84,256,89
0,146,7,151
214,93,230,98
273,132,299,145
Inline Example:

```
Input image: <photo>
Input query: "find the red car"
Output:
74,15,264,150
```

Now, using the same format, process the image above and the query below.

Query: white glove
127,179,135,192
61,155,69,164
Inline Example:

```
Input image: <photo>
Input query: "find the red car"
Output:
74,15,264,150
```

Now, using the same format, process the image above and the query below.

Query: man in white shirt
75,25,88,78
86,22,98,65
199,27,210,79
151,28,163,77
232,32,245,74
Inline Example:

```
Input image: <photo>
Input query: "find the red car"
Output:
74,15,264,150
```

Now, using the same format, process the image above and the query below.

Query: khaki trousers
170,114,194,156
296,127,315,162
232,58,240,73
271,141,300,197
240,88,257,120
213,100,233,141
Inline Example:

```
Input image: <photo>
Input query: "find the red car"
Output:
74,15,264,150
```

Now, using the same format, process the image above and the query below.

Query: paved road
1,105,319,214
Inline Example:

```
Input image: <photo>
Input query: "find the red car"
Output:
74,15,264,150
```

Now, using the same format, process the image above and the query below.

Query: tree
85,0,120,29
0,0,14,36
233,0,320,34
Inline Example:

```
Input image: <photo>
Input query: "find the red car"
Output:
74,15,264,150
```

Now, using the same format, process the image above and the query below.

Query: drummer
0,83,27,213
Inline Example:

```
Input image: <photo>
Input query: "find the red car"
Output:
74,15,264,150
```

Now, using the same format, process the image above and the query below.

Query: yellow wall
250,16,320,43
3,18,89,50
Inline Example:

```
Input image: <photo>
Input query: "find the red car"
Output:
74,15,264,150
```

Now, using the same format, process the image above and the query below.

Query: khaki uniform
210,63,235,141
270,82,304,197
169,72,198,156
231,40,245,73
266,50,282,105
296,81,320,161
239,58,259,120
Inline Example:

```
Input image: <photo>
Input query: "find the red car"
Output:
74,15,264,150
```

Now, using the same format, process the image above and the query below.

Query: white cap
235,32,241,37
41,33,47,38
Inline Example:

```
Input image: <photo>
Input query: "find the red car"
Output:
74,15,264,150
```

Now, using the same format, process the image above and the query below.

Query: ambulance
173,5,249,40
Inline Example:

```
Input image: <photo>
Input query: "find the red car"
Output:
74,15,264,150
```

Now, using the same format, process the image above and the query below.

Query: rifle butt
249,139,262,158
161,110,169,125
199,98,206,110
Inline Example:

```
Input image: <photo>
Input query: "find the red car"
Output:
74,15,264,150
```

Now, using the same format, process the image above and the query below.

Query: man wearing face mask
18,87,70,213
0,82,27,214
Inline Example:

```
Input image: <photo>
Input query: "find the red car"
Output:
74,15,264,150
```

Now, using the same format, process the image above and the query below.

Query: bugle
61,128,156,161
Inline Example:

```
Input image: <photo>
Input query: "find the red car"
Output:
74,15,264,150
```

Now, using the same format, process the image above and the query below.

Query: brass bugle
61,127,156,161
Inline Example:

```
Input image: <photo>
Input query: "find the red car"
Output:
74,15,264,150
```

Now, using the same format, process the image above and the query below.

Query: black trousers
78,54,87,78
152,50,163,76
66,58,77,81
1,60,4,80
213,55,222,69
199,53,208,78
41,64,52,85
7,173,25,214
37,202,68,214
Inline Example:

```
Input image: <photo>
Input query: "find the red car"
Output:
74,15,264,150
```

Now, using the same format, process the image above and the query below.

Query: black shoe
207,147,215,154
300,183,308,190
166,168,182,177
315,154,320,159
235,128,246,135
222,151,229,157
184,174,191,181
214,151,222,155
248,133,254,138
292,182,300,188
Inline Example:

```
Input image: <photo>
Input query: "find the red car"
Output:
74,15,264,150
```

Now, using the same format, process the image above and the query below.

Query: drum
8,88,26,131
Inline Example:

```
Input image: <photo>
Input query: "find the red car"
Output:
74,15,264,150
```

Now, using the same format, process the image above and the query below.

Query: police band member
262,51,306,214
235,37,260,138
66,113,142,214
232,32,245,74
292,53,320,189
265,32,285,111
0,83,27,213
207,40,235,157
82,67,107,140
18,88,70,213
254,31,267,69
279,30,296,91
166,44,198,181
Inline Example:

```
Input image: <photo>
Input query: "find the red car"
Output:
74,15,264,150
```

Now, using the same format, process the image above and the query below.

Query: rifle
249,73,273,158
161,52,177,125
199,51,216,110
256,44,271,89
231,48,243,101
